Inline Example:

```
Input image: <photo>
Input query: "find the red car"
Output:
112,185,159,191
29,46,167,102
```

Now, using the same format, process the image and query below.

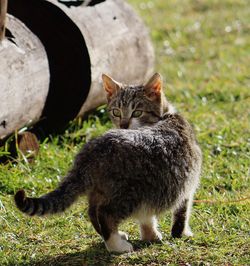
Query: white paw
155,230,163,241
183,227,194,237
105,233,133,253
118,231,129,240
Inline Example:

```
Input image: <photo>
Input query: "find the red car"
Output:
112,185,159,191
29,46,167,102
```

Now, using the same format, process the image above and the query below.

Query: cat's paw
105,233,133,253
154,230,163,241
118,231,129,240
183,227,194,237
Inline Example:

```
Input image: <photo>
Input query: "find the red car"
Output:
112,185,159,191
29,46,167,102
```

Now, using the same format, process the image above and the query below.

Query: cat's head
102,73,174,129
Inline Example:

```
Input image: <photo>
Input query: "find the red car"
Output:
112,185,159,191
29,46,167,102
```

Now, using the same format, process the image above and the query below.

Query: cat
14,73,202,253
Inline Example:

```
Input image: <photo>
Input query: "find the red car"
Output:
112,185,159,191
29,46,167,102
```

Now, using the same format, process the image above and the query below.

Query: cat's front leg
105,232,133,253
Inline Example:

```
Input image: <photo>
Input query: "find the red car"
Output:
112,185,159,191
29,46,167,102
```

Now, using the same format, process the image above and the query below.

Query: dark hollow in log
8,0,91,136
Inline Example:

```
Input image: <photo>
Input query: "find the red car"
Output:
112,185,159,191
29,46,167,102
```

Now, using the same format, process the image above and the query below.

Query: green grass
1,0,250,265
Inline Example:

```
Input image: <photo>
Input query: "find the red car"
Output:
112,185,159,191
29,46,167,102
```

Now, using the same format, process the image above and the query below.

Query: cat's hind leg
171,198,193,238
97,205,133,253
88,205,101,235
88,191,103,235
137,215,162,242
88,197,128,240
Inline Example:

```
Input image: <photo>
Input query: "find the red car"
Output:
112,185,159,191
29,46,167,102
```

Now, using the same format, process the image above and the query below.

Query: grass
0,0,249,265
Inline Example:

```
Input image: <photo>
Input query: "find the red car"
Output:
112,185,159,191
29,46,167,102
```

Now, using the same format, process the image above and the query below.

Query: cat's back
106,112,196,151
74,112,201,209
82,112,197,162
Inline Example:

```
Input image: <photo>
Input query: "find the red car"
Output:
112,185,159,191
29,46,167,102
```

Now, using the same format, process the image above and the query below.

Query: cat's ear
144,73,162,101
102,74,121,100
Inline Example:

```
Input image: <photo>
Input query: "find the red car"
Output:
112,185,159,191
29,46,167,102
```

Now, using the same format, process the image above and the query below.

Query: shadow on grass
15,240,153,266
29,242,112,266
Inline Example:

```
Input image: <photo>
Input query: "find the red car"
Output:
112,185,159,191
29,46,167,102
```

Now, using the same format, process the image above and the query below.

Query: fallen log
0,0,154,141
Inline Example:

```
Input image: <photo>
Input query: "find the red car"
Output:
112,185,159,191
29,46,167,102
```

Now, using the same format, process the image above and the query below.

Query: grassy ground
1,0,249,265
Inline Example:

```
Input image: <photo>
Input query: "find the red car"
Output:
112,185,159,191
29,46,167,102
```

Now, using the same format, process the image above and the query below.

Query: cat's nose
120,122,129,129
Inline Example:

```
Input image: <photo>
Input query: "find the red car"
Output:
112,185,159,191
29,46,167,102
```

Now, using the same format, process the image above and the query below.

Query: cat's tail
14,170,87,216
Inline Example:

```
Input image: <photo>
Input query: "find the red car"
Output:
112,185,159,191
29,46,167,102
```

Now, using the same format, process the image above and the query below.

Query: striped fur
15,168,87,216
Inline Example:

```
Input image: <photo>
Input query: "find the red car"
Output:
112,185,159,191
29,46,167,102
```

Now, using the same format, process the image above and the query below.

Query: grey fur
15,73,202,253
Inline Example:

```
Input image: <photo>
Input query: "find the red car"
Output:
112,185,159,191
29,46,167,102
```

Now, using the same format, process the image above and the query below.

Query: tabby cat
15,73,202,253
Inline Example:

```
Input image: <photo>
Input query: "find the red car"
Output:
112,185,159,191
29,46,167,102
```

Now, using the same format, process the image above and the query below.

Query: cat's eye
132,110,143,118
112,109,121,117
